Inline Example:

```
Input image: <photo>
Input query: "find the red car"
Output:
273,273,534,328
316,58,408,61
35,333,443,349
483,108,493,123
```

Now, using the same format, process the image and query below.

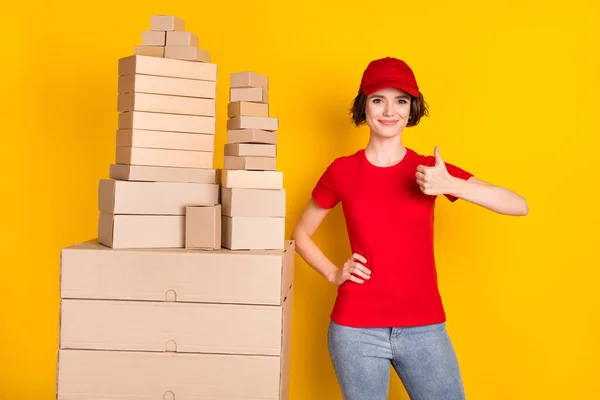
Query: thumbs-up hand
416,146,455,196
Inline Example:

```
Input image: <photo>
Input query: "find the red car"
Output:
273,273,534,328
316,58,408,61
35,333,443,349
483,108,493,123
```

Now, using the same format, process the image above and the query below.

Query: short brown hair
350,90,430,127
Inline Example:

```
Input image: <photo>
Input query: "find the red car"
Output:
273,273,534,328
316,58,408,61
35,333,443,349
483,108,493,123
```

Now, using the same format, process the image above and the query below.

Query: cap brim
362,80,419,97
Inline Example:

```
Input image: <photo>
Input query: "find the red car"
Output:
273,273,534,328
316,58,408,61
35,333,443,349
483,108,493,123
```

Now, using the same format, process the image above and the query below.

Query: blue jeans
328,320,466,400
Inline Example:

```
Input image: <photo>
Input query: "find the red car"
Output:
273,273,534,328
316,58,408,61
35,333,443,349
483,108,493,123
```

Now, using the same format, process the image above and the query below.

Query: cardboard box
98,179,218,215
185,205,221,250
117,92,216,117
56,347,290,400
230,87,268,103
219,169,283,189
116,129,215,152
221,187,285,217
166,31,199,47
59,286,293,355
222,216,285,250
164,46,210,62
150,15,184,31
98,213,185,249
224,155,276,171
224,143,276,157
116,147,214,169
60,239,295,305
119,55,217,82
118,73,216,98
231,71,269,89
134,45,164,58
228,101,269,118
227,116,278,131
119,111,216,134
228,128,278,145
109,164,216,184
141,30,166,46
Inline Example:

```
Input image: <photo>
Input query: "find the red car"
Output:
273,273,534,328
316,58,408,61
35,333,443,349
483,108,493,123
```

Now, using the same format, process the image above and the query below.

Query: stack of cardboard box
55,15,294,400
220,71,286,250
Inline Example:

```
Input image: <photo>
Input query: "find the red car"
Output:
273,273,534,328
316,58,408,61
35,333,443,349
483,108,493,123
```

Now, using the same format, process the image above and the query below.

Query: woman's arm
447,176,529,216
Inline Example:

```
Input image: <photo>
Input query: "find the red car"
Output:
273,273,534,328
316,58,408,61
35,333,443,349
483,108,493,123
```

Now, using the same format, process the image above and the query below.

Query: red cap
359,57,420,97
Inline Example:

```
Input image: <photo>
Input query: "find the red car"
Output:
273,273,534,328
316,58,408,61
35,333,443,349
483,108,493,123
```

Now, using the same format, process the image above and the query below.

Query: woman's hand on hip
328,253,371,286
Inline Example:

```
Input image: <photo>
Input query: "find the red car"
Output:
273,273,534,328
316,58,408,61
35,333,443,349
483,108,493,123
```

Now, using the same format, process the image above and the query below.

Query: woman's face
365,87,411,138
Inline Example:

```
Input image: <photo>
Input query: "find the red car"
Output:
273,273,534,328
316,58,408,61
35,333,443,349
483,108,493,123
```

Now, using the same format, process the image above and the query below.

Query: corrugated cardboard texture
56,350,283,399
98,179,218,215
118,111,216,134
185,205,221,249
118,73,217,98
166,31,199,46
221,187,285,217
222,216,286,250
133,45,164,57
141,30,166,46
227,115,278,131
224,155,276,171
219,169,283,189
231,71,269,89
116,129,215,152
117,92,216,117
224,143,276,157
228,101,269,118
228,129,278,145
98,213,185,249
59,290,293,355
116,147,214,169
150,15,185,31
60,240,295,305
118,55,217,82
164,46,210,62
109,164,216,184
230,87,268,103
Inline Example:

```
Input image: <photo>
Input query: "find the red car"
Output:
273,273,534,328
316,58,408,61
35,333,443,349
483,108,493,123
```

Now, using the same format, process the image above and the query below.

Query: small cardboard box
219,169,283,189
222,216,285,250
221,187,285,217
116,129,215,152
116,147,214,169
109,164,217,184
98,179,218,215
141,30,166,46
227,116,278,131
164,46,210,62
119,55,217,82
185,205,221,250
150,15,184,31
231,71,269,89
117,92,216,117
228,129,278,145
134,45,164,58
119,111,216,134
60,239,295,305
119,73,216,99
228,101,269,118
166,31,199,46
224,155,276,171
230,87,268,103
98,213,185,249
224,143,276,157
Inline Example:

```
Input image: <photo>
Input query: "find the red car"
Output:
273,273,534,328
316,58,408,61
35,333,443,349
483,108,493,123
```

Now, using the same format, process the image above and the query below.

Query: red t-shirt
311,147,473,328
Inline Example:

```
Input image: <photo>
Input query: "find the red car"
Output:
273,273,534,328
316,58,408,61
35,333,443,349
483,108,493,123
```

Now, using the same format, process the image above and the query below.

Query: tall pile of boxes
55,15,294,400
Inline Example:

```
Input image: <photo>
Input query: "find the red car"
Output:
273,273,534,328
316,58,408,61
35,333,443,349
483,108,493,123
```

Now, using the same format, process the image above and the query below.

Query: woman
291,57,528,400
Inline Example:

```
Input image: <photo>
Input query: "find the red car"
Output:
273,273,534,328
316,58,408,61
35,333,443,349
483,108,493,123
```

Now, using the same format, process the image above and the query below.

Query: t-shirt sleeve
443,161,474,202
311,160,340,209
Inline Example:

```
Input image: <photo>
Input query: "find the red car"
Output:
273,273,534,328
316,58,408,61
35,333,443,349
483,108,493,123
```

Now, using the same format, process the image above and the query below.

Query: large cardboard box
224,155,276,171
228,101,269,118
230,87,268,103
219,169,283,189
224,143,276,157
119,111,216,134
150,15,184,31
117,92,216,117
185,205,221,250
227,116,278,131
109,164,216,184
98,213,185,249
118,73,216,98
166,31,199,46
222,216,285,250
221,187,285,217
116,147,214,169
228,128,278,145
164,46,210,62
59,286,293,355
119,55,217,82
60,240,294,305
98,179,218,215
116,129,215,152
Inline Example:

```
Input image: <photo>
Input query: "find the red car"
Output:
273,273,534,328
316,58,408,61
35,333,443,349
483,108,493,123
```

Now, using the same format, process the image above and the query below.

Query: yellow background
1,0,598,399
